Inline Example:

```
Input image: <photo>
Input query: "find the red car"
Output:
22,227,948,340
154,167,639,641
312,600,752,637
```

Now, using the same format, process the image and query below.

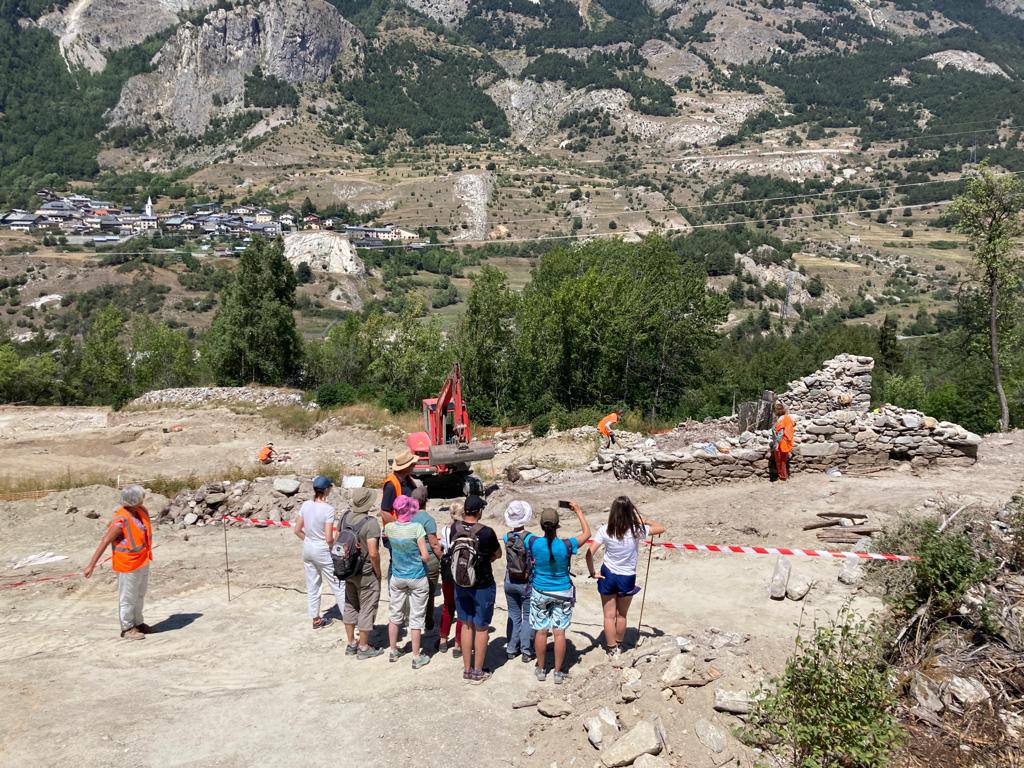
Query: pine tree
877,314,902,374
204,238,302,385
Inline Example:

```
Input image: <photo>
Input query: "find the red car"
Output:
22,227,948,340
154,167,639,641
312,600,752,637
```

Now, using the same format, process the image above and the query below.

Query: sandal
469,669,492,685
312,616,330,630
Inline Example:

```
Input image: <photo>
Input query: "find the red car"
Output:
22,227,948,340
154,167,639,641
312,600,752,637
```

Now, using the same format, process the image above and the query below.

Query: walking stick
635,533,657,646
223,519,232,603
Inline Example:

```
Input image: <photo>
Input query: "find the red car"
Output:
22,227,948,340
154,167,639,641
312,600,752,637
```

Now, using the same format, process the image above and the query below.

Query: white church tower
144,196,154,217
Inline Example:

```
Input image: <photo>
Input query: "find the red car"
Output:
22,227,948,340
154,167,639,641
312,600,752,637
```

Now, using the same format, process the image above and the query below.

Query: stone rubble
611,355,982,487
130,386,316,411
161,474,321,526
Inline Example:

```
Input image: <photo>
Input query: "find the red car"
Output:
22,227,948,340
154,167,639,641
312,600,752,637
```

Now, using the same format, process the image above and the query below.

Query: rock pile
161,474,321,526
130,387,316,411
610,355,982,487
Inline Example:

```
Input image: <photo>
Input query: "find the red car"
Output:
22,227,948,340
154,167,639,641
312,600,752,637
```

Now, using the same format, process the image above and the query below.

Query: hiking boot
553,671,568,685
469,669,492,685
135,623,153,634
357,646,384,660
121,627,145,640
389,648,406,663
412,654,431,670
344,642,359,656
534,666,547,682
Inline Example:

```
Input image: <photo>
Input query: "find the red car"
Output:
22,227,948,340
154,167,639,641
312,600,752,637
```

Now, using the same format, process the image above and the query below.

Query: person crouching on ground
84,484,154,639
384,494,432,669
294,475,347,629
527,503,591,684
453,494,501,683
437,499,465,655
586,496,665,657
770,400,795,482
340,487,385,660
503,500,535,663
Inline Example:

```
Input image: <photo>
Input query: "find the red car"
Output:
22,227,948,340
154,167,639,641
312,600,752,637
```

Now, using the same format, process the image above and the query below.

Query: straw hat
392,450,417,472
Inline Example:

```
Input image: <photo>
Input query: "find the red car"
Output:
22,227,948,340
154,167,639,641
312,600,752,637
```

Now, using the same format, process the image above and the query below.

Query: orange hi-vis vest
384,474,402,500
774,414,796,454
258,445,273,462
110,506,153,573
598,412,620,437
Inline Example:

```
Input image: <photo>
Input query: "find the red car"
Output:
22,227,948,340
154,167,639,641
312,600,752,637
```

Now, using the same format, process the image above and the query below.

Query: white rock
948,676,989,706
183,512,198,526
273,478,301,496
786,577,811,601
695,718,726,753
601,721,663,767
633,756,668,768
538,698,573,718
661,653,696,683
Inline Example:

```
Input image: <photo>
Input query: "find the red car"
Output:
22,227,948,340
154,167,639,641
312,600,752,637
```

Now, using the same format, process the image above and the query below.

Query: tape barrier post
636,532,657,646
223,518,231,603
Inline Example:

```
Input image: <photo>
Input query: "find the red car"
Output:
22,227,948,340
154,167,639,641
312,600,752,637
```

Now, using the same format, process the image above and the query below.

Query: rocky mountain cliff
108,0,362,134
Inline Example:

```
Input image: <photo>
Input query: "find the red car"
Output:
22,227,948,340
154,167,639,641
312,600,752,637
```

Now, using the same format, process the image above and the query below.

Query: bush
743,607,903,768
315,381,357,408
911,520,994,617
531,412,551,438
902,229,914,238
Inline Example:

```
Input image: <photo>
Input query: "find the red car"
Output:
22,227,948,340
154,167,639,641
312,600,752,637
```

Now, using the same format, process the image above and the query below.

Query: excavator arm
410,362,495,470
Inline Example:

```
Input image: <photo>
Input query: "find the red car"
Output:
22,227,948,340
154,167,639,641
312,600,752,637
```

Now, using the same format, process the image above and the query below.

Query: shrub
531,412,551,438
315,381,357,408
912,520,994,616
743,607,903,768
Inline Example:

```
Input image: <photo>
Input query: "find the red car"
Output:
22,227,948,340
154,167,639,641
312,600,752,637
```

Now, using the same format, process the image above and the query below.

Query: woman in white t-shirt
293,475,347,629
585,496,665,657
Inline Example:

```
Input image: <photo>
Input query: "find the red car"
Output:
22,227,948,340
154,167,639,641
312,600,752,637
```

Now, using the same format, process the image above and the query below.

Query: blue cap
312,475,334,491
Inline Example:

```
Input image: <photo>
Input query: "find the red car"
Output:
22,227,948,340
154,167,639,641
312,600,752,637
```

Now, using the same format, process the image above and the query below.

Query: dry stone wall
610,355,982,488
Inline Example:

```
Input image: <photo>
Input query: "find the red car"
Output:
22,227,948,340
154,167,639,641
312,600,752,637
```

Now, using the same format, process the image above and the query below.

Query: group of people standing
294,455,664,684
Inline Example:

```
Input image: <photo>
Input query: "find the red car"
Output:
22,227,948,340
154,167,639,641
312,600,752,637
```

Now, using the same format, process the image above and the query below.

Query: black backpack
331,512,372,580
451,521,483,588
505,531,531,583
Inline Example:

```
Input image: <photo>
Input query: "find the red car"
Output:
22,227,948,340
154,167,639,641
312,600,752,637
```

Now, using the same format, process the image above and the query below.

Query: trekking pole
222,519,232,603
636,533,657,646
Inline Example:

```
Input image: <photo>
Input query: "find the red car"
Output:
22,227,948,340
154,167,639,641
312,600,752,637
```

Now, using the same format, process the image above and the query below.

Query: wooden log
816,512,869,521
803,520,841,531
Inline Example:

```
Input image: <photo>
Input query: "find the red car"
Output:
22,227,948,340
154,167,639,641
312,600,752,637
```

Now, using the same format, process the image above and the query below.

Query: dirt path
2,429,1022,766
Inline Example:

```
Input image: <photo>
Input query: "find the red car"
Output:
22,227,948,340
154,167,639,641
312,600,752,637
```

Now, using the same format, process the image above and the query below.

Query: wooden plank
803,520,841,531
816,512,869,521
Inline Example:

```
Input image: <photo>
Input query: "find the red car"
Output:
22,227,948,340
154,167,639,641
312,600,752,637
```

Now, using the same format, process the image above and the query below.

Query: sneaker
606,647,622,659
453,646,463,660
121,627,145,640
462,669,474,682
507,652,518,661
437,638,449,653
553,671,568,685
312,616,330,630
412,654,431,670
522,653,535,664
469,669,492,685
345,642,359,656
389,648,406,663
534,666,547,682
357,646,384,660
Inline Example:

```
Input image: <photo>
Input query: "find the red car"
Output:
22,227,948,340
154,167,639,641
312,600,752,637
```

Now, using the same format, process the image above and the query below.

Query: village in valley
0,190,422,250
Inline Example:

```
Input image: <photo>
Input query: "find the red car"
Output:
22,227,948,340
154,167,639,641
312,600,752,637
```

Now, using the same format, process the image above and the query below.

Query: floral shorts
529,591,573,631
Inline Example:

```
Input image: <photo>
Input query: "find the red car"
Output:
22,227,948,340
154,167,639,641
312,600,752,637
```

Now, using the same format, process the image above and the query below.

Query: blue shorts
597,564,641,597
455,583,496,628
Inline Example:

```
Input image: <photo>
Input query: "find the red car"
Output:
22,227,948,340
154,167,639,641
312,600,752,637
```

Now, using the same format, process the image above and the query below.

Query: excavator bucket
429,440,496,467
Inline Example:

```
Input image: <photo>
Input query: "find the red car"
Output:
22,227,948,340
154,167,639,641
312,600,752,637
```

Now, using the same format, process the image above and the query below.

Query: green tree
204,238,302,385
0,343,58,404
129,317,195,395
951,166,1024,431
877,314,902,374
295,261,313,284
79,305,130,405
456,265,520,424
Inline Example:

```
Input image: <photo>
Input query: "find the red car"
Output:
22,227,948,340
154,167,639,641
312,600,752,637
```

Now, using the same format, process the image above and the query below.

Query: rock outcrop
39,0,215,72
109,0,363,134
283,232,365,276
400,0,470,27
922,50,1010,79
609,355,983,487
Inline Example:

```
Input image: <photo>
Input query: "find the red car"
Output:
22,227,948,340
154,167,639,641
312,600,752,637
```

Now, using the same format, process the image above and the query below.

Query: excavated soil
2,405,1023,768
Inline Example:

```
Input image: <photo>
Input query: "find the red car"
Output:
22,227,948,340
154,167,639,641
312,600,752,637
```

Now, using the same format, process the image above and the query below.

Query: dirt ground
2,406,1023,768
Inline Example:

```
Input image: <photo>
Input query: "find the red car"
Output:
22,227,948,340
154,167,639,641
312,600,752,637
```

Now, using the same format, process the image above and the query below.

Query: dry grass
324,403,424,434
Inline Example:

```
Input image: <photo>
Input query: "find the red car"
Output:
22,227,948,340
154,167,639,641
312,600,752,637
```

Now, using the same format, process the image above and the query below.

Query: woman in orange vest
771,401,796,482
598,409,623,448
84,485,154,639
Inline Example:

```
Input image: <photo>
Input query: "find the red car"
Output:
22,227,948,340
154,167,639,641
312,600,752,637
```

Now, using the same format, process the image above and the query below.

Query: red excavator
406,363,495,491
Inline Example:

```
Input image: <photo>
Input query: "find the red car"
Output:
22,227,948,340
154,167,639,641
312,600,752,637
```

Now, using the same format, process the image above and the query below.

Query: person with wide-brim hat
381,449,418,524
502,500,536,662
339,487,385,660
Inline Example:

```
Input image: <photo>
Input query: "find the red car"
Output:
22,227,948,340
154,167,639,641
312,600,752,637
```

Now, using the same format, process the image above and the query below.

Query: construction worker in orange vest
258,443,276,464
771,400,796,482
84,485,154,639
381,449,418,524
598,409,623,449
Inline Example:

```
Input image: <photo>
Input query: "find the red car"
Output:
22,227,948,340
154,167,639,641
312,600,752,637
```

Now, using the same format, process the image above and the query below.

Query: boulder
911,672,944,713
695,718,726,753
273,478,301,496
204,492,228,506
948,676,989,706
632,756,668,768
786,577,811,601
714,689,755,715
601,721,663,767
183,512,198,526
537,698,573,718
661,653,697,683
838,559,863,586
799,442,839,458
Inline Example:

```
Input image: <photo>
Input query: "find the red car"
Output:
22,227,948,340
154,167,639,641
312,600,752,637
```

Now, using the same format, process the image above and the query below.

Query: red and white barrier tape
648,541,917,561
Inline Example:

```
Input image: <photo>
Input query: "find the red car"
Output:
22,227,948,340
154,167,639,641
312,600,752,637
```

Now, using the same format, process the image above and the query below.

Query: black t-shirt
455,521,500,588
380,472,417,513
